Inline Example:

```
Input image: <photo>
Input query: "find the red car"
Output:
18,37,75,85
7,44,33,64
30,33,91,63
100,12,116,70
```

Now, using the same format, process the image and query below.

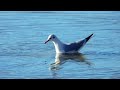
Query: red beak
44,40,49,44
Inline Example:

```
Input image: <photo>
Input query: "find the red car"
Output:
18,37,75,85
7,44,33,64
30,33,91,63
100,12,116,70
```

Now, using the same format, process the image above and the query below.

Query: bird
45,34,93,54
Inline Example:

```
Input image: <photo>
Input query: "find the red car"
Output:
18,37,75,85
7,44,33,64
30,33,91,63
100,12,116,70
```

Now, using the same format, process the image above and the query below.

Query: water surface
0,11,120,79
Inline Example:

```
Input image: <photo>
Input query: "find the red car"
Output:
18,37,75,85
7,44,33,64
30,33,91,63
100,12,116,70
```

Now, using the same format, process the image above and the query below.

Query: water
0,11,120,79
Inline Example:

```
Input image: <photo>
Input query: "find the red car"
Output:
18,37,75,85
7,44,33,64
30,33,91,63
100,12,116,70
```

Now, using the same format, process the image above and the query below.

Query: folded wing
63,34,93,52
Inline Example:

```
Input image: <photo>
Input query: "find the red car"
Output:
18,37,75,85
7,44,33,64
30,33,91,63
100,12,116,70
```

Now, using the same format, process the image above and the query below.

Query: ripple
85,51,120,56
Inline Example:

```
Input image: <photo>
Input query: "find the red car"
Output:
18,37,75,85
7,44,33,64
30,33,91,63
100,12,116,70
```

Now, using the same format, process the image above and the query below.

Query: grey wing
63,41,85,52
76,33,93,50
64,34,93,52
63,43,79,52
75,39,87,50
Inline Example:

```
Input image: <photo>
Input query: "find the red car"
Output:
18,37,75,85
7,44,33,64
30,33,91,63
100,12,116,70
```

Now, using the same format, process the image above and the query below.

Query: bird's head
44,34,56,44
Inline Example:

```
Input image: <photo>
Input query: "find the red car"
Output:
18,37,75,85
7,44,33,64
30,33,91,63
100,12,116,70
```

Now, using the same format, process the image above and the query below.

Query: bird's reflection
50,52,92,71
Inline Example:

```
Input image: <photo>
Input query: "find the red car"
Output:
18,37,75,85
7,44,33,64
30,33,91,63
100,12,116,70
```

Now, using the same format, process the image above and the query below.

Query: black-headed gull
45,34,93,53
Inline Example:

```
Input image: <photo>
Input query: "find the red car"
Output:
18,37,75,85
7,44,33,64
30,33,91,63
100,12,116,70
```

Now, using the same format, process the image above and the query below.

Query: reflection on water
50,53,92,71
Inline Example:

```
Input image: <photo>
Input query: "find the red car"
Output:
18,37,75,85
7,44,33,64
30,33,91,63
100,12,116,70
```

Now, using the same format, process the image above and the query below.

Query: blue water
0,11,120,79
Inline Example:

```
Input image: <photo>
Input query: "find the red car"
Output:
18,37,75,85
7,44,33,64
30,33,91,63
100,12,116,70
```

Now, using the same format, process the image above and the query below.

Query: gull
45,34,93,53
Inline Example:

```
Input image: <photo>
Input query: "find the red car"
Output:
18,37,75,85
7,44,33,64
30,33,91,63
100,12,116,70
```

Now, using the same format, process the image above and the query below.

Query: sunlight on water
0,11,120,79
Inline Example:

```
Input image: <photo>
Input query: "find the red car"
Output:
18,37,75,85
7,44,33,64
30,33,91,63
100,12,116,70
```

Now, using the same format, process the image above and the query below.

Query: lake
0,11,120,79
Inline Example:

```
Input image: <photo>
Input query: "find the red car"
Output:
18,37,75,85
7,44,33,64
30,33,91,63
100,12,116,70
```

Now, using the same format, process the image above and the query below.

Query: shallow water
0,11,120,79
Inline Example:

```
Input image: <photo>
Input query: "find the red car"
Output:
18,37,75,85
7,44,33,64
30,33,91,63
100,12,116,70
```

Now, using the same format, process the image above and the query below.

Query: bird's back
63,34,93,52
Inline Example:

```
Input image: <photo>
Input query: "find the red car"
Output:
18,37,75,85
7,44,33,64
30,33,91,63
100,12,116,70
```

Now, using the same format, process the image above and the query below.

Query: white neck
52,37,65,53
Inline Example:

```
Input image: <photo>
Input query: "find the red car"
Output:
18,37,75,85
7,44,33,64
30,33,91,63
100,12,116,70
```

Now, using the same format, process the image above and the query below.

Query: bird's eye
53,36,55,38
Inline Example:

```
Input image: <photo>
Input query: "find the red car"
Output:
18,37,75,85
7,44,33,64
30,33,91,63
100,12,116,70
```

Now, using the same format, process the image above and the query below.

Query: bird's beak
44,39,49,44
